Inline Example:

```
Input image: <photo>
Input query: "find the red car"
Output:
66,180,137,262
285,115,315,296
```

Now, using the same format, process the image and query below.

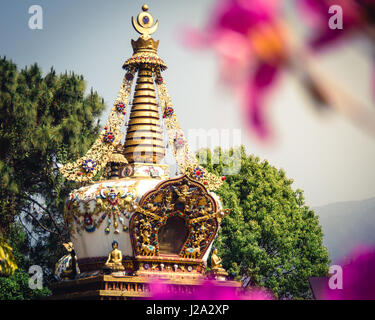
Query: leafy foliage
0,269,51,300
0,225,50,300
0,57,105,294
201,146,330,299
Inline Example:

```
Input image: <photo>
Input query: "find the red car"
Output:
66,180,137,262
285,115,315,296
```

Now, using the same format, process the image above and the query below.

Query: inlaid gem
116,102,126,112
143,16,149,24
82,159,96,172
192,167,204,180
105,131,115,143
125,72,134,81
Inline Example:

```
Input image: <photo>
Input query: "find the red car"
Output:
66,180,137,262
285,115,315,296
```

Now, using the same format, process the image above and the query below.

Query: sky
1,0,375,207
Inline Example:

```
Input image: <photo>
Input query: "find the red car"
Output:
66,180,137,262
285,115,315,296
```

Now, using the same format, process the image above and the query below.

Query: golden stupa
52,5,237,300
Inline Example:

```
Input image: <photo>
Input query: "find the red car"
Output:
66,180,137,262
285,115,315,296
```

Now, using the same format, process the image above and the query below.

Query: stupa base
49,274,241,300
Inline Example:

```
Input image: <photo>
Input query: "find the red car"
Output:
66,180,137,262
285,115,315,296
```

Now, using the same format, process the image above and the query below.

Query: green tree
201,146,330,299
0,57,105,294
0,225,50,299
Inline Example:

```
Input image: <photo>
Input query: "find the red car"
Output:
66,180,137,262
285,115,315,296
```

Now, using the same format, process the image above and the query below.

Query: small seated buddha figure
211,249,227,274
104,240,125,272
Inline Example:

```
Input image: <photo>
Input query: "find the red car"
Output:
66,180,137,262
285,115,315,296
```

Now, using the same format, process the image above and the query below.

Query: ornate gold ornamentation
59,5,223,192
132,5,159,39
129,175,221,259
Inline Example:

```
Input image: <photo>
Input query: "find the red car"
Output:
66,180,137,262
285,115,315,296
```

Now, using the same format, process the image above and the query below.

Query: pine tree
0,57,105,284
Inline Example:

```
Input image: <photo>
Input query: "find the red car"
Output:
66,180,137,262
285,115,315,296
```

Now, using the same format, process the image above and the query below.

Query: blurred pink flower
324,246,375,300
145,279,273,300
297,0,375,131
184,0,288,139
297,0,374,49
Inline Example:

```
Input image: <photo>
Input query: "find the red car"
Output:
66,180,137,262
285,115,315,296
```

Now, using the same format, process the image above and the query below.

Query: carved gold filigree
123,52,167,71
129,175,224,259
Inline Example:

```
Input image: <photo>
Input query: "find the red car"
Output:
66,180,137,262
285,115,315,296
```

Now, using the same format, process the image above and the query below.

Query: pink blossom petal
182,0,285,140
214,0,281,34
243,63,280,139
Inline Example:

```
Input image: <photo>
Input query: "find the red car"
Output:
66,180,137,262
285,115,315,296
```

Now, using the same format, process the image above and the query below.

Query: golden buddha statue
104,241,125,271
211,249,226,273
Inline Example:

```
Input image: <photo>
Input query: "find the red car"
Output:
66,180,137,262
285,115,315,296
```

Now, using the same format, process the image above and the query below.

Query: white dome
66,177,166,261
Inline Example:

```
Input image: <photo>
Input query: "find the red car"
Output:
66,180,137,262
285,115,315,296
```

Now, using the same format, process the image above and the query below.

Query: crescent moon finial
132,5,158,38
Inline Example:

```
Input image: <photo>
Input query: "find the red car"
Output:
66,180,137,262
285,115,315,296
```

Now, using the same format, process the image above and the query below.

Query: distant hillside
314,198,375,263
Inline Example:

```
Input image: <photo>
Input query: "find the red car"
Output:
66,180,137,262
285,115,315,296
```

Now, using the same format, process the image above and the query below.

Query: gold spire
123,5,165,164
124,67,165,163
59,4,224,189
